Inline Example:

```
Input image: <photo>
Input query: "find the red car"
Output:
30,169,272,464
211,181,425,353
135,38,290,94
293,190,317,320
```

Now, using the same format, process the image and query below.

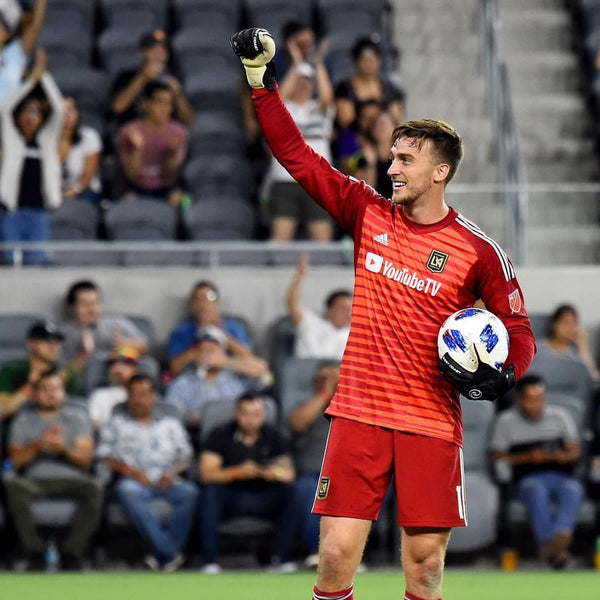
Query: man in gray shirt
5,369,103,571
490,373,584,569
60,280,148,392
97,374,198,572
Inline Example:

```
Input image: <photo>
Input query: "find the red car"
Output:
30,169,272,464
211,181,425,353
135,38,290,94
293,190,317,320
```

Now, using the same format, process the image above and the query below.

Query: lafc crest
317,476,330,499
427,249,449,273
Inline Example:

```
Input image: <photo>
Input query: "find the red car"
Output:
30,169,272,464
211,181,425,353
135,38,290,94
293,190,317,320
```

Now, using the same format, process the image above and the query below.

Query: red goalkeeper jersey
253,86,536,446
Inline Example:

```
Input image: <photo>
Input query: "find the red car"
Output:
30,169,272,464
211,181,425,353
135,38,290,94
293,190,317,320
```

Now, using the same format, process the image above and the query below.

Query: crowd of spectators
0,0,404,264
0,267,599,572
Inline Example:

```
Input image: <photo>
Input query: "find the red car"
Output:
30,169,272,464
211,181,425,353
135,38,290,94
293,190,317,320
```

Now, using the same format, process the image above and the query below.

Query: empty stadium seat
182,197,257,241
245,0,313,43
40,27,93,69
105,199,177,241
97,27,144,76
51,68,108,126
185,155,252,197
0,313,49,365
100,0,169,30
173,0,241,31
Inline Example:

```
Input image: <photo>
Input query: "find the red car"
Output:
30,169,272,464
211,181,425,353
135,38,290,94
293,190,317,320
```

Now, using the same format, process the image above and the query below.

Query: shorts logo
427,249,449,273
317,476,331,500
508,289,522,313
365,252,383,274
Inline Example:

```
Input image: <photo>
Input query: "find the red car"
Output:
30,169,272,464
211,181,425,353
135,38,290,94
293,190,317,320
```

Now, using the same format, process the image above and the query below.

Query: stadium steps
392,0,502,244
498,2,600,264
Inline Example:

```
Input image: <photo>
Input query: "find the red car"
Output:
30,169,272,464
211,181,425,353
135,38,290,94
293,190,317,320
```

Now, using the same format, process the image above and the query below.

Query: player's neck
401,199,450,225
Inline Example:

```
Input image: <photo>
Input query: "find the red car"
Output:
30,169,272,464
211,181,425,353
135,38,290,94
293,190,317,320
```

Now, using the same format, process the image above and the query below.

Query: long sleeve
253,85,380,240
39,73,65,139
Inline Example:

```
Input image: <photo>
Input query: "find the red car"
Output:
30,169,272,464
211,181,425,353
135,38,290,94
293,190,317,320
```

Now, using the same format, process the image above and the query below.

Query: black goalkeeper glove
438,344,516,402
230,28,277,90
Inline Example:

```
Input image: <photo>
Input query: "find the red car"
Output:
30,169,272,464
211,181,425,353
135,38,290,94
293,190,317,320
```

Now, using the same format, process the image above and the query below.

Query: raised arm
231,27,377,238
20,0,46,55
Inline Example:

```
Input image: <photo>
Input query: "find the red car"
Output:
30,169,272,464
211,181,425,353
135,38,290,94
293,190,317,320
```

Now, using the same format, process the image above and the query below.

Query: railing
480,0,529,264
0,240,355,268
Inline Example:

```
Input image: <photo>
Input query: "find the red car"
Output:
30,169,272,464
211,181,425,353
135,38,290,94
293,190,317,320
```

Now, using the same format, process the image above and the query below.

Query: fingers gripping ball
231,28,276,89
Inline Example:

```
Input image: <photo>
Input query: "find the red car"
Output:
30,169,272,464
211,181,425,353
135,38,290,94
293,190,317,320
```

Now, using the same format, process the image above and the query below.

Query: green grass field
0,569,596,600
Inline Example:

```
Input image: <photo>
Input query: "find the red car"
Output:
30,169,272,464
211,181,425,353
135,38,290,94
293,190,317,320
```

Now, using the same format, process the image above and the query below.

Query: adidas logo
373,233,388,246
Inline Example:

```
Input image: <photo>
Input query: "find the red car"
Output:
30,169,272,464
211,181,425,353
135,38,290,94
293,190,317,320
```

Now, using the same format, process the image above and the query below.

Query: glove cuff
244,65,267,88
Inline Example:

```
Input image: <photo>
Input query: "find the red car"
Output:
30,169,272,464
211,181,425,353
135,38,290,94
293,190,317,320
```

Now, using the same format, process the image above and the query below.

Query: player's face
518,384,545,420
387,137,442,206
73,290,101,326
235,399,265,436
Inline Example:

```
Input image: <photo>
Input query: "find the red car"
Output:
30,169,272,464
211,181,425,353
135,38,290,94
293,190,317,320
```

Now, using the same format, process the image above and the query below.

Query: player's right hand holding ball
230,28,276,90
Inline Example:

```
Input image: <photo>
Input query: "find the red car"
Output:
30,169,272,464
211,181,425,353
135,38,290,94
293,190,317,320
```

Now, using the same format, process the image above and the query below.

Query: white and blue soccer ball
437,308,509,372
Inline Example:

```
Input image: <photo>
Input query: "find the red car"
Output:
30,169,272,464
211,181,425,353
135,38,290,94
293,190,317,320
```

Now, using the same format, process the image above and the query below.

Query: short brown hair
391,119,464,185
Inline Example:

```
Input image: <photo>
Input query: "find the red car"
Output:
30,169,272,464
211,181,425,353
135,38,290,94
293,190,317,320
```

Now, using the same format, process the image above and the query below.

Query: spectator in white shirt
287,254,351,360
58,96,103,203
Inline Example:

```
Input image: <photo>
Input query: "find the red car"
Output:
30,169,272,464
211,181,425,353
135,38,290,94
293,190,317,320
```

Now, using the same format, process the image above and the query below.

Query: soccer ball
437,308,509,372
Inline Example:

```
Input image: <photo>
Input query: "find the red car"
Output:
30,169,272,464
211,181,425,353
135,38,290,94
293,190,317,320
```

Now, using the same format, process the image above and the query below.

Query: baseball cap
109,346,140,366
138,29,167,50
297,62,316,79
27,321,65,342
196,325,227,348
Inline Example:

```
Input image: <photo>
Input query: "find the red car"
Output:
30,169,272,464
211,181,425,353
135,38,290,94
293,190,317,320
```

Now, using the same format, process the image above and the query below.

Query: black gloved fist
230,28,277,90
438,345,516,402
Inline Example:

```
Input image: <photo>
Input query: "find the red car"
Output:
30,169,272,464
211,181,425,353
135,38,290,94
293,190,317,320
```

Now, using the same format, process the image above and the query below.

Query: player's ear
433,162,450,184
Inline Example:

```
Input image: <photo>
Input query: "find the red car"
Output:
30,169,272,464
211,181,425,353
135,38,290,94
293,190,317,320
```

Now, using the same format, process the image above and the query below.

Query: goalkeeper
231,28,535,600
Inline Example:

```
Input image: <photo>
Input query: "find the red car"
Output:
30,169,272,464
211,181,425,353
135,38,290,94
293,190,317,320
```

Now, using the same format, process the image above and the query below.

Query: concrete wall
0,265,598,355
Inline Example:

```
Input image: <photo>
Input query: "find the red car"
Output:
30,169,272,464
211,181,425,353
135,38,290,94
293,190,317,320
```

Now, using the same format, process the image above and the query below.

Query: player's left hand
230,28,276,90
438,345,516,401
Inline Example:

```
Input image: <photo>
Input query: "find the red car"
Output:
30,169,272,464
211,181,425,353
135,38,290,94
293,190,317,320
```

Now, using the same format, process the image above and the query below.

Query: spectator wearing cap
97,374,198,572
287,254,352,360
165,325,271,435
88,347,140,431
0,0,46,105
117,80,188,206
59,280,148,393
110,30,193,128
265,52,335,241
167,281,253,376
0,321,78,419
5,369,103,571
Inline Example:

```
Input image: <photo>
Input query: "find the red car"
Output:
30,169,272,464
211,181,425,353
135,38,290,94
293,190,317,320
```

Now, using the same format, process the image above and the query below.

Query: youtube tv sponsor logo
365,252,383,273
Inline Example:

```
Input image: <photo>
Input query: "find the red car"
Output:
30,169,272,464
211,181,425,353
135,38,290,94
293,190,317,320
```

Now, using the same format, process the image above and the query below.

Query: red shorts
312,417,466,528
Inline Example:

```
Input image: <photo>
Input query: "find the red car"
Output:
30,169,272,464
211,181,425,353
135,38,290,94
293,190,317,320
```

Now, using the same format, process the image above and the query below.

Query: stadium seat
185,155,252,197
526,354,593,410
188,113,245,159
277,357,322,424
123,314,156,351
0,313,49,365
105,199,177,241
245,0,313,43
39,26,93,68
50,201,99,241
100,0,169,31
460,397,495,473
51,68,109,128
45,0,96,33
182,197,257,241
97,27,145,76
446,472,499,553
173,0,241,31
318,0,387,35
527,312,550,342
